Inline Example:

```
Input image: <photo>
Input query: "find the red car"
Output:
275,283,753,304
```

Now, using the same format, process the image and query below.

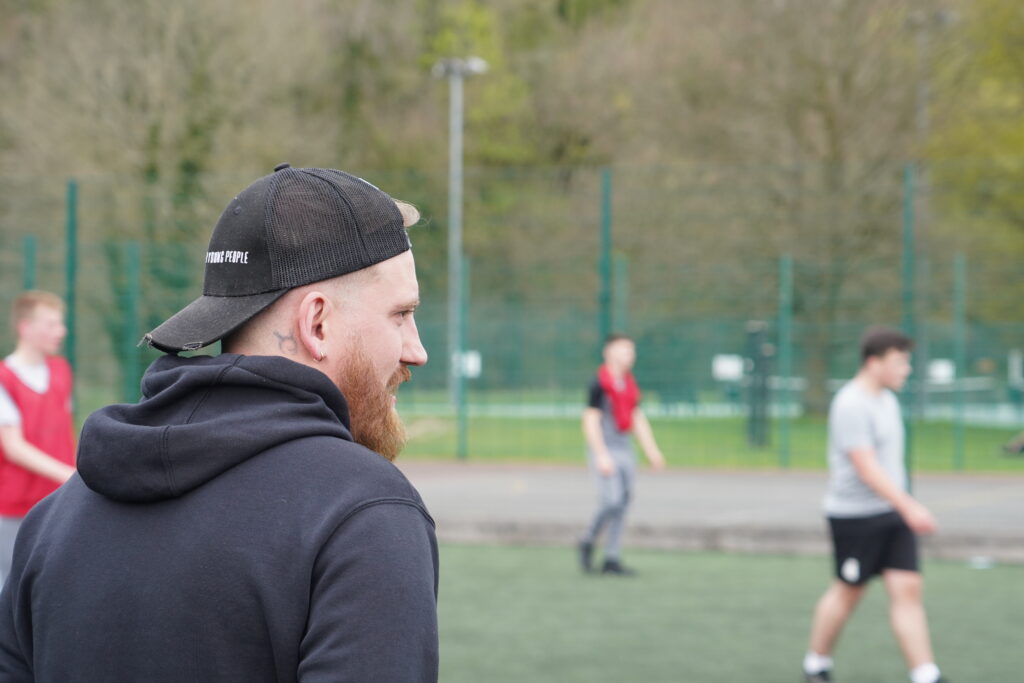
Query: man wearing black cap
0,165,438,682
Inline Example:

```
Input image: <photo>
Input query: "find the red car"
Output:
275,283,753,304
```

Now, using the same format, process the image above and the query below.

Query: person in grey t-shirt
802,328,948,683
577,334,665,576
824,380,907,518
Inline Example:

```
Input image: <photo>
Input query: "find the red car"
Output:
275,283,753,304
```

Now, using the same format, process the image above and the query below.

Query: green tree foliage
0,0,1020,408
426,1,537,165
929,0,1024,320
932,0,1024,176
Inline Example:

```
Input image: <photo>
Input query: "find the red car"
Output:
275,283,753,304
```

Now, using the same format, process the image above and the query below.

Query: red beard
334,348,411,462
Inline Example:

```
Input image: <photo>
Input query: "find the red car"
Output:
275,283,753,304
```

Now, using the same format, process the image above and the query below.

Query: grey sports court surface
397,462,1024,564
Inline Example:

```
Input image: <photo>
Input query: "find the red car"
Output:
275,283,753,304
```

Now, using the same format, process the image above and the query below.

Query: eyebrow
395,299,420,310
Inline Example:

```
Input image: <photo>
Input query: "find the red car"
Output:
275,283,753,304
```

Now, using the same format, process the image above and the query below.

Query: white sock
803,652,834,674
909,662,941,683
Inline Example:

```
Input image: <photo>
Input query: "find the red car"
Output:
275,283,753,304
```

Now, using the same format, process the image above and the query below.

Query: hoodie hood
77,354,352,503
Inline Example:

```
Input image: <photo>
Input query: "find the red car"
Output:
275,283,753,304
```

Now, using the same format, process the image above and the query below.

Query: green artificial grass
402,415,1024,472
438,544,1023,683
75,381,1023,472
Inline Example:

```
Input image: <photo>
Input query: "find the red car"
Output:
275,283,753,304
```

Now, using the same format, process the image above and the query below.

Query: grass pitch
438,544,1022,682
403,416,1024,472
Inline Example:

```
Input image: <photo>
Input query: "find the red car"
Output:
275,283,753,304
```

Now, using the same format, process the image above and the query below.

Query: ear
14,318,31,339
295,290,334,362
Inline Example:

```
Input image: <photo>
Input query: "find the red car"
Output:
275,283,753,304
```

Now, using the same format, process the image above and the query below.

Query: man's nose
402,318,428,367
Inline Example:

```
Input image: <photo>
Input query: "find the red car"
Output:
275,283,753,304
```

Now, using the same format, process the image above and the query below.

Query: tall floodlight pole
433,56,487,459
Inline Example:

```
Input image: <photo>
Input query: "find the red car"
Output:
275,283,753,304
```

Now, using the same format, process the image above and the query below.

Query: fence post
22,235,37,290
456,256,470,461
597,167,613,353
612,252,629,333
777,255,794,468
64,179,79,386
122,241,142,403
953,253,967,470
901,163,916,489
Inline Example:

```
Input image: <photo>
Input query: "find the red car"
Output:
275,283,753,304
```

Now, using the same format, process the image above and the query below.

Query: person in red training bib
578,333,665,575
0,290,75,585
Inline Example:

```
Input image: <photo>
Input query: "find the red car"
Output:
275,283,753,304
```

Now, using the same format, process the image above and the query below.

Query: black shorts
828,511,919,586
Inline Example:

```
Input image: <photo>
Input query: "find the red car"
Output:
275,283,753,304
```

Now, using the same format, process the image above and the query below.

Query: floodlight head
431,56,489,79
463,56,488,75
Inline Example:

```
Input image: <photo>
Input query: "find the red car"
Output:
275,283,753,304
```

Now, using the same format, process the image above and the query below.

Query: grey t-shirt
823,380,906,517
587,377,636,462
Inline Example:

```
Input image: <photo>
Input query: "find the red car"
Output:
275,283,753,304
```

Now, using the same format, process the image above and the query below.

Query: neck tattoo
273,330,298,355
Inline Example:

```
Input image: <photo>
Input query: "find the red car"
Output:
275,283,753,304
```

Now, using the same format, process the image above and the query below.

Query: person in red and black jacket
0,290,75,585
578,333,665,575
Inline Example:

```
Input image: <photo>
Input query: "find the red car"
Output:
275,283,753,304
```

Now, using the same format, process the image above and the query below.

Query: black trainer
803,670,833,682
578,541,594,573
601,559,635,576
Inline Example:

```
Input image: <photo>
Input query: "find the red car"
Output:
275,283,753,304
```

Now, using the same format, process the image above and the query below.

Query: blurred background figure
0,291,75,586
579,333,665,576
1001,432,1024,454
803,328,946,683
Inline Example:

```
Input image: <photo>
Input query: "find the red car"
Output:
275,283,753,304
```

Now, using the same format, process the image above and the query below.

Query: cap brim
143,290,288,353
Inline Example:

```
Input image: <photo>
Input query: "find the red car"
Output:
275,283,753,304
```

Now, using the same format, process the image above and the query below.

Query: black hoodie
0,354,438,682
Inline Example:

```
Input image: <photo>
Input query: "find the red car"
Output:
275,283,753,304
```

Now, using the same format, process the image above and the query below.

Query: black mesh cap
144,164,412,353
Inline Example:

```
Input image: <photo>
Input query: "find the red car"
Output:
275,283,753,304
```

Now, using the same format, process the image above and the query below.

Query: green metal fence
1,163,1022,471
